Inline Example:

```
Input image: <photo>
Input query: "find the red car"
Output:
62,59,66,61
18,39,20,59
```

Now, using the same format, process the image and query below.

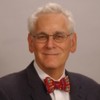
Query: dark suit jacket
0,61,100,100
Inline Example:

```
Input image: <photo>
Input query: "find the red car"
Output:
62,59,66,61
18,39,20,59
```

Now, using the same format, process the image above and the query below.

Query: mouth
42,52,60,55
44,54,58,55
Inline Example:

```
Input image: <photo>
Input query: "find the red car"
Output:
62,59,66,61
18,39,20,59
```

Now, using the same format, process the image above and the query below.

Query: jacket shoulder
0,69,27,86
68,71,100,99
68,71,100,86
0,69,27,94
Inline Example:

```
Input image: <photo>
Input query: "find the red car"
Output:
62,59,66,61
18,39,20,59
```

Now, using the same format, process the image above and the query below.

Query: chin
43,61,60,69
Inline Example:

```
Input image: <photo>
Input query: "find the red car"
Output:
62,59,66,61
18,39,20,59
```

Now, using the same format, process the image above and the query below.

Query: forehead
35,13,69,32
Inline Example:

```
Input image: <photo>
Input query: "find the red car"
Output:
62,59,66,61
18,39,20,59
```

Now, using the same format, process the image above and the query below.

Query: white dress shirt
34,61,70,100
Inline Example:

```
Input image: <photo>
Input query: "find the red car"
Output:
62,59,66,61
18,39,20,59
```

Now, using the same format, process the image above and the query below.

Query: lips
42,52,60,55
43,53,59,55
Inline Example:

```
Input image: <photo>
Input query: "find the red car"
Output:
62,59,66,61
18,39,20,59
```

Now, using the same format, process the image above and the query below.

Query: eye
35,32,47,40
36,35,46,39
56,34,65,38
54,32,66,40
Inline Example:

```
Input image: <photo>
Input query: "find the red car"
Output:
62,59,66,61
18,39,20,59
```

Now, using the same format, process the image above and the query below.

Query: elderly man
0,3,100,100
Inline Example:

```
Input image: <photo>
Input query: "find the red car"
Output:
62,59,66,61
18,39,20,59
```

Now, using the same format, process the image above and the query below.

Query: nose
46,36,55,49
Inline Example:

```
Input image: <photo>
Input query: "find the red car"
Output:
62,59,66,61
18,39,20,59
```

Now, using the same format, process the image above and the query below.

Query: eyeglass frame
31,31,73,43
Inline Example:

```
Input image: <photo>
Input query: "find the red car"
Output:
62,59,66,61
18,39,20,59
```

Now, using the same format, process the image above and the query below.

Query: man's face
28,13,77,73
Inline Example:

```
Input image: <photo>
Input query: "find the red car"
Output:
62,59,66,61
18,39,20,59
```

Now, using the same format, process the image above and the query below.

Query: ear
27,33,34,53
70,32,77,53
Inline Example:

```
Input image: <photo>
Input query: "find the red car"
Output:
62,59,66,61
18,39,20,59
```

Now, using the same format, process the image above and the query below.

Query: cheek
60,40,71,53
33,43,45,56
60,42,71,61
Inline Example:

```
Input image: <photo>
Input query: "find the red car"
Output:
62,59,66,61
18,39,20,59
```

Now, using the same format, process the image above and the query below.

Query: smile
42,53,59,55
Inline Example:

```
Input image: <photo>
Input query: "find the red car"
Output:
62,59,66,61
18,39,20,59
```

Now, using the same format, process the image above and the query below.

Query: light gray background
0,0,100,83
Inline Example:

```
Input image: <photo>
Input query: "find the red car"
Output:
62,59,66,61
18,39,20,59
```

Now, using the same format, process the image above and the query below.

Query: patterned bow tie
44,76,70,93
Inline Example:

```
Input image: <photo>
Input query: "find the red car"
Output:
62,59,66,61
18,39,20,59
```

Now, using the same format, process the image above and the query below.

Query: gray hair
28,3,75,34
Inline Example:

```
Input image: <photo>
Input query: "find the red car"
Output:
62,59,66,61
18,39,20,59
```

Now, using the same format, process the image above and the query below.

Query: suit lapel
26,62,51,100
26,61,87,100
66,71,87,100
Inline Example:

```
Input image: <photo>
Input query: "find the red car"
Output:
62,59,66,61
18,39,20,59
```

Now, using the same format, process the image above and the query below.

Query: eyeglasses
32,32,72,43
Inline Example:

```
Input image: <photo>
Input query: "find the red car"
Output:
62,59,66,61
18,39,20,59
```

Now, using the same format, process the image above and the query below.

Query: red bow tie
44,76,70,93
